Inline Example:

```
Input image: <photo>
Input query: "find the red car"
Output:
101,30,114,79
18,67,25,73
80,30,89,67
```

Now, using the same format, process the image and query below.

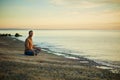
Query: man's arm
33,45,41,51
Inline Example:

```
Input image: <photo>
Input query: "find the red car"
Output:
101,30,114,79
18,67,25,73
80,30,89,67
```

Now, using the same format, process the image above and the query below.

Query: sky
0,0,120,29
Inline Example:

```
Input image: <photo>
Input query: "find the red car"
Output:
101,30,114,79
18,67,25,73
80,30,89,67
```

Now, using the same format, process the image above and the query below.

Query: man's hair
29,30,33,34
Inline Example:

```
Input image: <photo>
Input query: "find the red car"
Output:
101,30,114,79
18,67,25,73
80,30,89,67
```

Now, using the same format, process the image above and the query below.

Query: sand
0,36,120,80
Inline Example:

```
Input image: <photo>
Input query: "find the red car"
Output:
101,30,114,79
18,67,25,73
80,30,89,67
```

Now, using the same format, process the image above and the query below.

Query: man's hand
36,47,41,51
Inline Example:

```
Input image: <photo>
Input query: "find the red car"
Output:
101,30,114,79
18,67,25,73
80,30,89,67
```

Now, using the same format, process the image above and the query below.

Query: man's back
25,37,33,51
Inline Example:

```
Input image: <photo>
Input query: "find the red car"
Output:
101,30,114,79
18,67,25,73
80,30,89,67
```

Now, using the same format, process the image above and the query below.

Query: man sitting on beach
24,30,41,56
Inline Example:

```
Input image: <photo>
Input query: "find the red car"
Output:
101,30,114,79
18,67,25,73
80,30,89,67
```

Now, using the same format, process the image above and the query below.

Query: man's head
29,30,33,37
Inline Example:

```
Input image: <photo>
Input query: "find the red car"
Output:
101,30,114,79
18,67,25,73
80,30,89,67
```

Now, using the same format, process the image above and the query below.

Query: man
24,30,41,56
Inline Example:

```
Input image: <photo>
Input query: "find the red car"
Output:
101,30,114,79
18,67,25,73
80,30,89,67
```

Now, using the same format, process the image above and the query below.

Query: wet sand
0,36,120,80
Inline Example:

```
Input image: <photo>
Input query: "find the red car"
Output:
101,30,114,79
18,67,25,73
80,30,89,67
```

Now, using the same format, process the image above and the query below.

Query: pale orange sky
0,0,120,29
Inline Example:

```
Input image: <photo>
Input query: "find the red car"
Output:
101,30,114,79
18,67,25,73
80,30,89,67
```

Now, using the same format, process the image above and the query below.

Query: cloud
50,0,102,8
50,0,120,18
100,0,120,4
50,0,120,9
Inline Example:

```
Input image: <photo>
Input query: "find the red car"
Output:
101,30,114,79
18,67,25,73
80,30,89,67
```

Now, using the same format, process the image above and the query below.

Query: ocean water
1,30,120,67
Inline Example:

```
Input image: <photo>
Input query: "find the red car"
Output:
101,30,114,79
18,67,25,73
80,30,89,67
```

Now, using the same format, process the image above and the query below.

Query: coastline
0,36,120,80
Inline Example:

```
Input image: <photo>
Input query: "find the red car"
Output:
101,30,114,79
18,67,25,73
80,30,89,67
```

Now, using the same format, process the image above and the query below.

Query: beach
0,36,120,80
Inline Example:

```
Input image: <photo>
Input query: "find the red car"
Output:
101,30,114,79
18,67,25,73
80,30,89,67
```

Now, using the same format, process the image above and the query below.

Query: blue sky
0,0,120,29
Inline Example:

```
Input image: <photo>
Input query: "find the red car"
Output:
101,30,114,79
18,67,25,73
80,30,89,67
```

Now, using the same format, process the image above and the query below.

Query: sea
0,29,120,68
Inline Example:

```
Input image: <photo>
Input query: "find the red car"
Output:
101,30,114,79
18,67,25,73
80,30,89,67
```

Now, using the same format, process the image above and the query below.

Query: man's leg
24,50,34,56
34,49,40,55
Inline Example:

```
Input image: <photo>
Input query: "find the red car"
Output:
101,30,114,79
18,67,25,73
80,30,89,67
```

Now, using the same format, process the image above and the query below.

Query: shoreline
42,48,120,73
0,36,120,80
31,40,120,72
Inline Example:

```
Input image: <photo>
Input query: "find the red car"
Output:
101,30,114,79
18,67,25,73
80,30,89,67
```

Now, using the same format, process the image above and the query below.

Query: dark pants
24,49,40,56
